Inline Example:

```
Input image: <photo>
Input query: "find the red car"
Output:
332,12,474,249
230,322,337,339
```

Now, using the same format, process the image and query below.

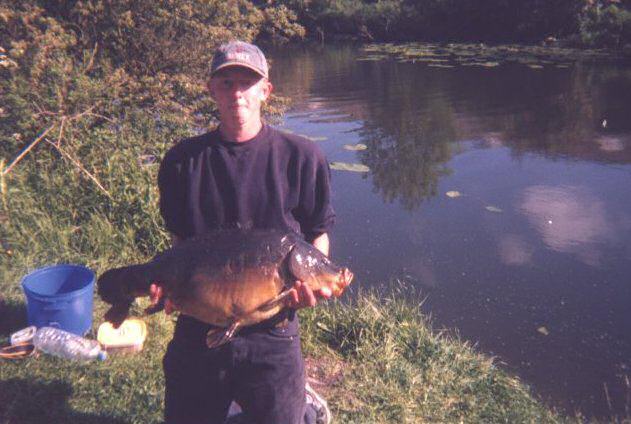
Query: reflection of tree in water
499,66,596,156
270,45,458,209
359,99,457,210
466,65,631,163
269,44,362,102
271,45,631,212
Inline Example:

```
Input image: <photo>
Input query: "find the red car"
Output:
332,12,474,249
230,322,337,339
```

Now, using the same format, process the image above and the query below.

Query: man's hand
286,281,332,309
148,283,177,315
145,235,181,315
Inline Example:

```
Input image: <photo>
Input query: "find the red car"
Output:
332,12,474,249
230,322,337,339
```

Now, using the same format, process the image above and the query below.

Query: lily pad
472,61,500,67
445,191,461,198
428,64,456,69
330,162,370,173
343,143,368,151
358,41,628,70
299,134,327,142
356,55,389,62
485,205,503,213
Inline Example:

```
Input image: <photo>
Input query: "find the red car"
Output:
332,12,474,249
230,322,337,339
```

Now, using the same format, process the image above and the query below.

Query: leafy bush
260,4,307,43
0,0,300,272
579,3,631,48
279,0,585,42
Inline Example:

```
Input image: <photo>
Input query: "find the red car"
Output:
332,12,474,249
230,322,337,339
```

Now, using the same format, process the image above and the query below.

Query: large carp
97,229,353,348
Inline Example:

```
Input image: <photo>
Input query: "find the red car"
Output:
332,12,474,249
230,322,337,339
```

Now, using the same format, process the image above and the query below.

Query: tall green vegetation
279,0,631,49
279,0,582,41
579,2,631,48
0,1,303,275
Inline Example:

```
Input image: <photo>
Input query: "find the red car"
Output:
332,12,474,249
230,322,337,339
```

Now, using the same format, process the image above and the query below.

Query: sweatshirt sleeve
295,148,336,241
158,150,186,238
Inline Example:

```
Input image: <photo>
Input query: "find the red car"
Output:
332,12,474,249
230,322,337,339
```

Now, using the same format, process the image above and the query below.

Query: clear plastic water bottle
32,327,107,361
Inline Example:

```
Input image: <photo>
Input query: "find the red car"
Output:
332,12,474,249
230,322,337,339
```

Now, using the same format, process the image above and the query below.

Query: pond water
268,43,631,419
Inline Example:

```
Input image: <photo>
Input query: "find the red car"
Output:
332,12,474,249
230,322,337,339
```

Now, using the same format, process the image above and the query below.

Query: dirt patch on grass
305,353,365,411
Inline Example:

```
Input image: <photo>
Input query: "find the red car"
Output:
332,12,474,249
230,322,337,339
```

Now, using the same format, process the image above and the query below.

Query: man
155,40,337,424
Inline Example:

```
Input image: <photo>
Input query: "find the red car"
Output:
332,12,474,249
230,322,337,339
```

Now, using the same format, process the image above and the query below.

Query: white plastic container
97,319,147,354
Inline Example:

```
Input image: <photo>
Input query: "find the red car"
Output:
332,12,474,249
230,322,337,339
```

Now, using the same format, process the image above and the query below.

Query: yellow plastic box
97,319,147,354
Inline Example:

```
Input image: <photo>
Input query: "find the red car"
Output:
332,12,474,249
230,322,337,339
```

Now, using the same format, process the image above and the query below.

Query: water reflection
358,98,457,210
497,233,534,266
272,44,631,212
270,43,631,418
519,185,616,266
596,134,628,152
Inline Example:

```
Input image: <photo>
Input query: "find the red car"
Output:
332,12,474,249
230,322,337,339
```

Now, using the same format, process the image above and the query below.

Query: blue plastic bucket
21,264,95,336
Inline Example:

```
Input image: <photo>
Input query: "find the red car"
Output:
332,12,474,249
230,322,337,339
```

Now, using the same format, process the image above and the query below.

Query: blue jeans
163,315,314,424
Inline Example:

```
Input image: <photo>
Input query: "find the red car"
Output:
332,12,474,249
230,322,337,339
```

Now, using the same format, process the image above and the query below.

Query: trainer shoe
305,383,332,424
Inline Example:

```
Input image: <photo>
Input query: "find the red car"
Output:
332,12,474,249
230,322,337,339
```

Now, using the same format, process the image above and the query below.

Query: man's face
209,67,272,128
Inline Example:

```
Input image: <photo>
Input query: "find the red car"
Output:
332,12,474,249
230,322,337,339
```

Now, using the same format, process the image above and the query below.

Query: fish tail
97,264,153,305
98,264,154,328
104,302,131,329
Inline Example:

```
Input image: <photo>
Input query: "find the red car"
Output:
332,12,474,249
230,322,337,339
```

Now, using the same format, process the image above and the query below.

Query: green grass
0,120,573,423
299,289,569,423
1,259,571,424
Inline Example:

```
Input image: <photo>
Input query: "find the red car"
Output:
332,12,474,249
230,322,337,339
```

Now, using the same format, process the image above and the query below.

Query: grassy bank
300,289,568,423
1,261,568,424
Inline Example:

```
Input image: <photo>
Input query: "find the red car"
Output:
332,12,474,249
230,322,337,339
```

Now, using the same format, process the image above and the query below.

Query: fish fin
104,302,132,329
206,321,241,349
143,296,165,315
258,290,293,312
